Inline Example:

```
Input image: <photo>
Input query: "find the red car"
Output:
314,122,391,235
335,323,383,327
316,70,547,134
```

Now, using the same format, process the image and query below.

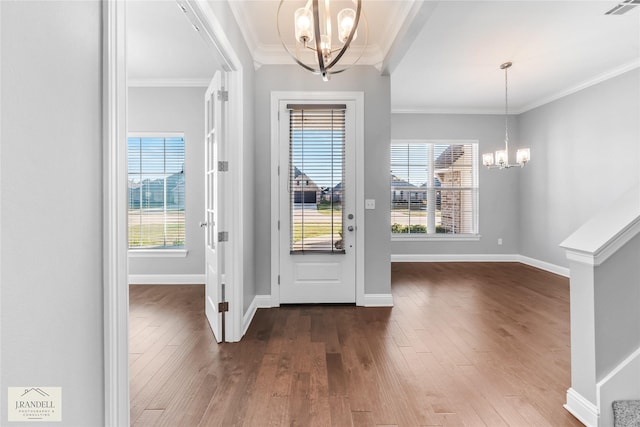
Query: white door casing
204,71,225,342
270,92,366,306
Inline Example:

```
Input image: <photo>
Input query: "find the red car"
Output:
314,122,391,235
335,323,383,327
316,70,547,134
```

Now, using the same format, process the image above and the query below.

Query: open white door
204,71,226,342
278,100,357,303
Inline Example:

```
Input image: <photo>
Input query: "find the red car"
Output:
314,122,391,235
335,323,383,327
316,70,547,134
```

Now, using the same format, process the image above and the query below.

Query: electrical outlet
498,238,503,245
365,199,376,209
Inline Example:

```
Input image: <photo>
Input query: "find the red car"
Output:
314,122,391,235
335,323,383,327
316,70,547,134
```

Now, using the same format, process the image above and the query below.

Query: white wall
390,114,521,256
519,69,640,268
127,86,206,278
254,65,392,296
1,1,104,425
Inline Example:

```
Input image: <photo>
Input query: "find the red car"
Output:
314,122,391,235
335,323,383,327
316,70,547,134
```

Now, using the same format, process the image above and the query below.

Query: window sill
128,249,188,258
391,234,482,242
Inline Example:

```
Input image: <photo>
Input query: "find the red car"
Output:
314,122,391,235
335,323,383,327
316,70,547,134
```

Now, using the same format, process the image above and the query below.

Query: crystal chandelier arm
327,0,361,69
312,0,328,79
502,61,511,159
277,0,320,74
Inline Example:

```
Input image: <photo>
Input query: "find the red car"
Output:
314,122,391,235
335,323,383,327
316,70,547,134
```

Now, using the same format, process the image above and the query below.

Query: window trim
390,139,480,240
127,131,186,250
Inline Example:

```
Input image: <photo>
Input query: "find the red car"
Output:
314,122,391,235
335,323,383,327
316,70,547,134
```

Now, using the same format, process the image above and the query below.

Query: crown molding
127,78,210,87
520,59,640,113
251,42,384,67
393,59,640,115
392,107,506,115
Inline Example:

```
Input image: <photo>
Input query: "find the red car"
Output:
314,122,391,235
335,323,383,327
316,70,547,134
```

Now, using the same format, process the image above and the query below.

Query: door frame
270,91,365,307
103,1,245,424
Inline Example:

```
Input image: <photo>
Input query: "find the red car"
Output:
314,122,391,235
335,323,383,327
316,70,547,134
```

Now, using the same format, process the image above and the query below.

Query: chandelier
482,62,531,169
277,0,367,81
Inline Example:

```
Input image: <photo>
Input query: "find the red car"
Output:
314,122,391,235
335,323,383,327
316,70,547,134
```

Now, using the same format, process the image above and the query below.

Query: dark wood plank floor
129,262,583,426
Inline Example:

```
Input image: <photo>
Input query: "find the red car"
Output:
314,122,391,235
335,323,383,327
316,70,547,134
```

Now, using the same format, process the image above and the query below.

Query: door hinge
218,301,229,312
218,231,229,242
218,161,229,172
277,275,280,285
217,90,228,102
277,220,280,230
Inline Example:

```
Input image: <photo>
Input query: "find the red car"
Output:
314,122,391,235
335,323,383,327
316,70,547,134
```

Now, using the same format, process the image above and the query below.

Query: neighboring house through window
128,134,185,249
390,140,479,237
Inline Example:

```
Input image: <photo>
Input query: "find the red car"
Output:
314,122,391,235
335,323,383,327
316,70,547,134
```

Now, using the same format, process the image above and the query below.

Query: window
390,141,478,237
288,104,345,253
128,135,185,249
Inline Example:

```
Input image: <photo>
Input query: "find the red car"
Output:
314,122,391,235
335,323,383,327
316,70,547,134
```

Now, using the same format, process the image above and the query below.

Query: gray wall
254,65,392,296
391,69,640,268
1,1,104,425
390,114,521,255
519,69,640,267
594,233,640,380
205,0,256,313
128,87,206,277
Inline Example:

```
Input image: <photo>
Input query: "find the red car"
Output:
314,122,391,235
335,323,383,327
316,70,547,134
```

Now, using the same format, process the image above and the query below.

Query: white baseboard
363,293,394,307
391,253,519,263
242,295,273,336
128,274,205,285
564,388,599,427
517,255,570,277
390,253,569,278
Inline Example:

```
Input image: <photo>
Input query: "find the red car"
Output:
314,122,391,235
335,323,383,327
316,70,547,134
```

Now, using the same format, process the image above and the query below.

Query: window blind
391,142,478,235
128,136,185,248
288,105,346,253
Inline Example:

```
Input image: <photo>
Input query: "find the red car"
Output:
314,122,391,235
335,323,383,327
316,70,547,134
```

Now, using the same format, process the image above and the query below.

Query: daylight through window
288,105,346,253
390,141,478,236
128,135,185,248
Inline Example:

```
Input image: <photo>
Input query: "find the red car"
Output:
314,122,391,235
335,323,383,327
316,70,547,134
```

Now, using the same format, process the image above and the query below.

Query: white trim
103,1,129,425
392,107,506,115
597,346,640,397
127,131,185,138
521,59,640,113
270,91,365,307
363,294,394,307
565,249,598,266
390,254,570,278
564,388,599,427
128,249,188,258
391,253,520,263
127,274,205,285
517,255,570,278
242,295,273,336
127,78,210,88
564,217,640,266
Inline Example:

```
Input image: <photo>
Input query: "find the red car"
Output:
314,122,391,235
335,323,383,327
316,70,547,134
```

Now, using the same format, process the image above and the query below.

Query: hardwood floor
129,262,583,426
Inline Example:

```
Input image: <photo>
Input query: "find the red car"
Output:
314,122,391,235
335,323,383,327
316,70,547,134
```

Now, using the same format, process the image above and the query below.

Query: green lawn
129,223,185,247
293,223,342,243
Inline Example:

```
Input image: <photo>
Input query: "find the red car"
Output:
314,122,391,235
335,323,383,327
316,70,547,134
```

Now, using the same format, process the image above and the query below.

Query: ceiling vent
605,0,640,15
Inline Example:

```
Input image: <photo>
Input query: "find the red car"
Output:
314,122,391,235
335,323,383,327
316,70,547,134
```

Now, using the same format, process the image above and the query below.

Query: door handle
199,221,208,228
347,225,354,232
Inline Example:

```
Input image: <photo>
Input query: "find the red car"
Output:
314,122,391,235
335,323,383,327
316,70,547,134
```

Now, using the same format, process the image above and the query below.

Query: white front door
204,71,226,342
277,100,357,303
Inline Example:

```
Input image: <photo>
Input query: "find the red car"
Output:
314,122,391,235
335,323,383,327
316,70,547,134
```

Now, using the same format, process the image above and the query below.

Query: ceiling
127,0,220,85
127,0,640,113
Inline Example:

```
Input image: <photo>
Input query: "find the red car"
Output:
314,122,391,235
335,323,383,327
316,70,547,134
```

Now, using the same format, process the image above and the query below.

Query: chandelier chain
504,64,509,146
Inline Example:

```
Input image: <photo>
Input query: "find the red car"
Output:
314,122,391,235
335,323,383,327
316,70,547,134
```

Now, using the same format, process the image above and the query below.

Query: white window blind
288,104,346,253
391,141,478,236
128,136,185,248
